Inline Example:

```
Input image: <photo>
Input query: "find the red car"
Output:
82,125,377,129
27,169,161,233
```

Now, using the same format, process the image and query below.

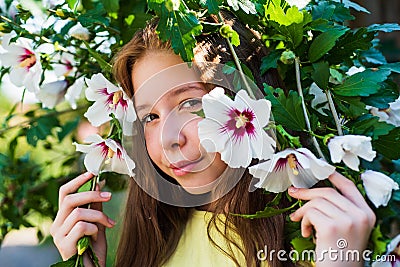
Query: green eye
180,98,202,110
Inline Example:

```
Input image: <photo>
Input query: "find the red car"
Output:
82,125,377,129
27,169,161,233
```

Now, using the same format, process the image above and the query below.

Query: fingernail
288,187,298,193
108,218,116,226
100,192,112,198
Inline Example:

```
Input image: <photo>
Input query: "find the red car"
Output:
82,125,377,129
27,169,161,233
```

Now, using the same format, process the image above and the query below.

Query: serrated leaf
312,61,329,89
264,86,306,131
360,47,387,65
261,50,282,75
78,3,109,27
379,62,400,74
308,28,347,62
351,114,395,140
332,0,370,13
373,127,400,160
335,96,366,118
234,203,296,219
368,23,400,33
50,254,77,267
264,2,304,26
150,2,203,62
333,69,391,97
200,0,222,14
327,28,374,65
361,81,399,109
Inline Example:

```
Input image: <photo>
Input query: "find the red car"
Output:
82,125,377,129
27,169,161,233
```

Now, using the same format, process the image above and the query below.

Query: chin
180,177,221,195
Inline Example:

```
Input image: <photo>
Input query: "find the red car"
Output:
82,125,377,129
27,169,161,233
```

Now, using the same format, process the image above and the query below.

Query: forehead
132,52,204,108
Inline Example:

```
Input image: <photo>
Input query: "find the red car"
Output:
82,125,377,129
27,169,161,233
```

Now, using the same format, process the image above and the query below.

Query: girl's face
132,51,227,193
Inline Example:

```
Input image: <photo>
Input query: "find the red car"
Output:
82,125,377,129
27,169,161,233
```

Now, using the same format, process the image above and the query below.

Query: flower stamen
19,53,36,68
105,148,115,164
109,91,123,108
235,113,249,128
287,154,299,175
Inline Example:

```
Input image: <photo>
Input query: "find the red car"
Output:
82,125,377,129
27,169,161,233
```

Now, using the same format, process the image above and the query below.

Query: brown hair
113,11,292,267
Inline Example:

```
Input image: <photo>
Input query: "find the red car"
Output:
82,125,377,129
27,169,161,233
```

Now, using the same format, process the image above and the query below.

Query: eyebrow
135,84,205,113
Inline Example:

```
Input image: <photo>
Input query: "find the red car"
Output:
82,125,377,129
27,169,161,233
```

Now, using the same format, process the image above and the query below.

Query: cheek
144,130,160,162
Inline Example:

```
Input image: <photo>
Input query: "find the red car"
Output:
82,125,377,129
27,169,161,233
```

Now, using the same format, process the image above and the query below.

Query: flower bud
280,50,296,65
219,24,234,38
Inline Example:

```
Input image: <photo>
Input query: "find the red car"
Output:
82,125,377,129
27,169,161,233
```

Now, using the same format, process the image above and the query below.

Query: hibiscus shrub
0,0,400,266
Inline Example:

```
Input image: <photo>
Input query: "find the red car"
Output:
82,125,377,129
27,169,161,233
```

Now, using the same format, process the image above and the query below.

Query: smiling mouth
170,157,203,176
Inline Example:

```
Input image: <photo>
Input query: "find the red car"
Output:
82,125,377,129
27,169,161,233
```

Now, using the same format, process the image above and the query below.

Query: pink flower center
99,89,128,111
19,49,36,69
274,154,300,175
223,108,256,142
96,141,123,160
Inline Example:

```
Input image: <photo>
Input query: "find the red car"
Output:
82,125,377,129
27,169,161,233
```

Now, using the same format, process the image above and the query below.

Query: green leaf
351,114,395,140
340,0,369,13
78,3,109,27
370,225,389,260
150,1,203,62
66,0,79,10
260,50,282,75
199,0,222,14
335,96,366,118
26,116,60,147
57,117,80,141
265,3,304,26
379,62,400,74
333,69,391,97
361,80,399,109
290,237,315,260
264,86,306,131
360,47,387,65
368,23,400,33
234,201,298,219
308,28,347,62
312,61,329,89
78,179,94,193
311,1,354,22
373,127,400,160
77,236,90,255
83,42,113,74
50,254,78,267
101,0,119,13
326,28,374,65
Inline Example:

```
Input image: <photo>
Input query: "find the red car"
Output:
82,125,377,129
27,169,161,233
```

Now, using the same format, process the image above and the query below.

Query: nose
161,110,187,151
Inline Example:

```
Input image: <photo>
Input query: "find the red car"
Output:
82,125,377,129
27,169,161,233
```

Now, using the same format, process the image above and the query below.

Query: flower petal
84,101,112,127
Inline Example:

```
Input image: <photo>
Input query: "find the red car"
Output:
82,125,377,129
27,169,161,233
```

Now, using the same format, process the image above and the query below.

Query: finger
53,191,111,228
58,207,115,237
328,172,369,209
290,197,347,222
299,208,330,238
65,221,99,247
288,186,355,211
58,172,94,207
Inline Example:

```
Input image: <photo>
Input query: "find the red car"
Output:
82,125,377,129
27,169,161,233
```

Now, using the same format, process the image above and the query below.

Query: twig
294,57,325,159
325,89,343,136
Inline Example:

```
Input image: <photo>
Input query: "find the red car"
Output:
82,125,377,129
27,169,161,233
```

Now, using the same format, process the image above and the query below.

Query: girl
50,12,376,267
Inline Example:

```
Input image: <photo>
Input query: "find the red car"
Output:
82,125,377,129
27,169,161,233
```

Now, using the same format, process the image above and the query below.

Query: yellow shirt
162,209,269,267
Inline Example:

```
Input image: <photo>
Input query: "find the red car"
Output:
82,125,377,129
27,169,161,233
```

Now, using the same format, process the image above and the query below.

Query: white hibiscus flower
35,80,68,108
327,135,376,171
68,22,90,41
371,234,400,267
367,97,400,127
361,170,399,208
249,147,335,193
285,0,311,9
74,134,135,176
198,87,275,168
226,0,257,14
84,73,137,136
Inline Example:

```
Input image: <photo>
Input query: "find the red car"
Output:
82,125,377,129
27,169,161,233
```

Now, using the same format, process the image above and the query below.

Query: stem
75,255,80,267
217,12,256,99
325,89,343,136
294,57,325,159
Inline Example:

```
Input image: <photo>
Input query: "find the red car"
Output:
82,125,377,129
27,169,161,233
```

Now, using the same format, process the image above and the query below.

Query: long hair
112,11,292,267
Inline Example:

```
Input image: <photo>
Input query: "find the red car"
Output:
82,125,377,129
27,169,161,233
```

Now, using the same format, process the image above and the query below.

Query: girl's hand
288,171,376,267
50,172,115,267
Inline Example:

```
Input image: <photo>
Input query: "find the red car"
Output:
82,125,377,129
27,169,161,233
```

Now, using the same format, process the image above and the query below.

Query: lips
170,157,203,176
